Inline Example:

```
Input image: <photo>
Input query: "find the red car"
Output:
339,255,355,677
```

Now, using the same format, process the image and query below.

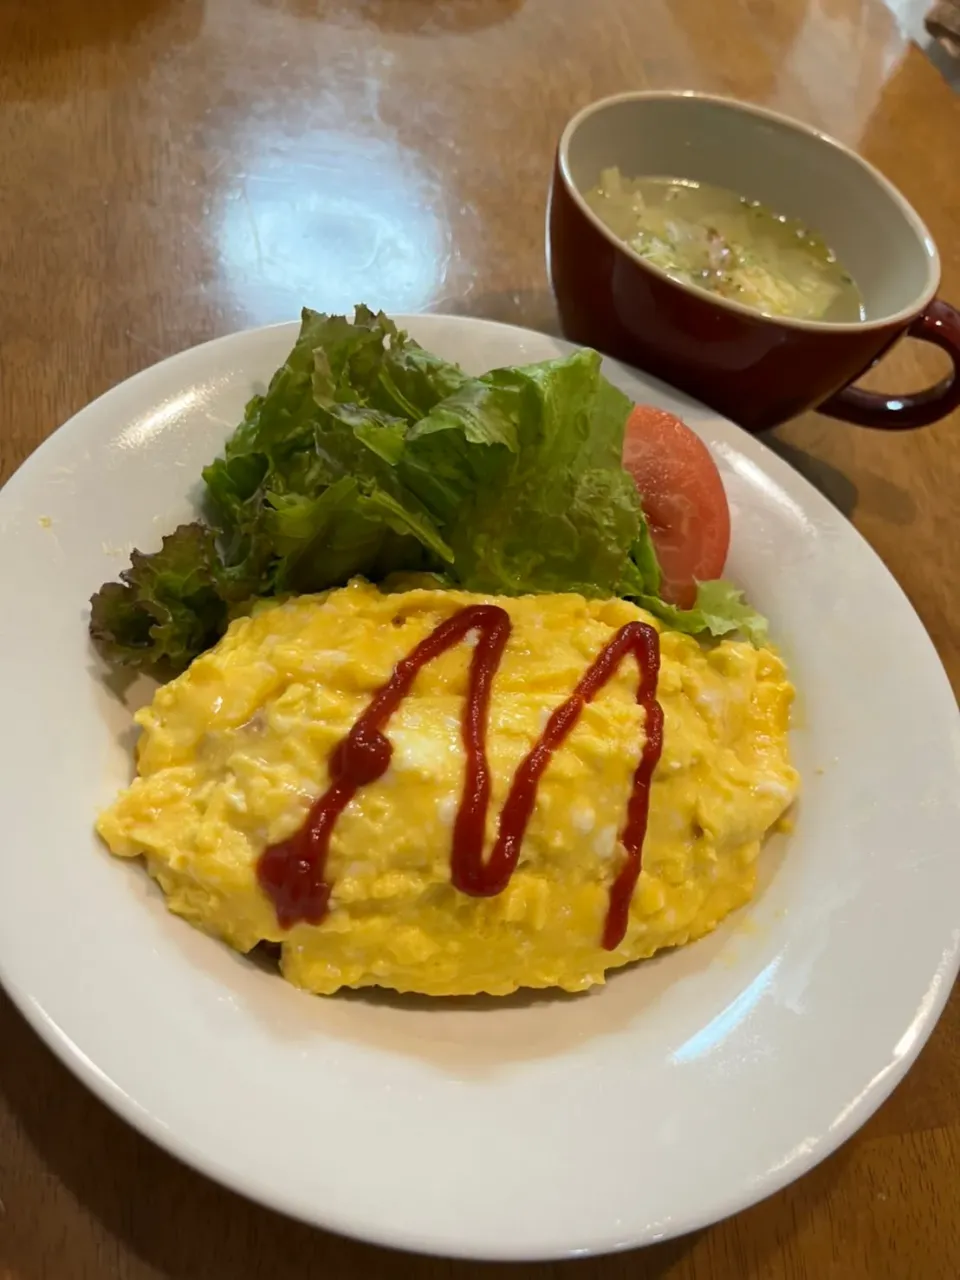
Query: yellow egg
97,581,799,996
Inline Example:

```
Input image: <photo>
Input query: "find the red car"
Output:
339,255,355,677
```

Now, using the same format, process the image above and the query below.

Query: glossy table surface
2,1,960,1277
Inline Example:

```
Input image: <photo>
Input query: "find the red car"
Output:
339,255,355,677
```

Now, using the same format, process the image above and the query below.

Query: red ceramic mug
548,91,960,432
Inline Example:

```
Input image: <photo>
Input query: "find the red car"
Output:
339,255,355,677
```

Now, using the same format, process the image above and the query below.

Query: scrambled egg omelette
97,581,798,996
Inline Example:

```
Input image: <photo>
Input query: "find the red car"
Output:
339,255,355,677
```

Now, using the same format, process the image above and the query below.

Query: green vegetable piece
89,524,235,672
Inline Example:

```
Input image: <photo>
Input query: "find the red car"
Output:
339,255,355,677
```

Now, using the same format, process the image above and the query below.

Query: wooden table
2,1,959,1276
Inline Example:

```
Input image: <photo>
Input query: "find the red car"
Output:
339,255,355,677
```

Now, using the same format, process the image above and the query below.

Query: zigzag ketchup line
256,605,662,951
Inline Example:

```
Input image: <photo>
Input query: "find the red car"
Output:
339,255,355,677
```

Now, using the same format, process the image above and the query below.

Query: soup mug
548,91,960,432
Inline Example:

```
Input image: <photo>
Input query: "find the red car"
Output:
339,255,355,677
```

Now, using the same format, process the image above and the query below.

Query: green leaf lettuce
90,305,768,671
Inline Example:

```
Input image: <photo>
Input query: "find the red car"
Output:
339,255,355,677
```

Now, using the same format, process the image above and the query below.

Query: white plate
1,315,958,1261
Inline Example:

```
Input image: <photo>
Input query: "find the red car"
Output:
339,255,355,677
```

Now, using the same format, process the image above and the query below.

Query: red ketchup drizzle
256,606,663,951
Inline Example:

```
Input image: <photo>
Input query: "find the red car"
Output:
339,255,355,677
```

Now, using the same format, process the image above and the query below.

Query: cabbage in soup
584,169,864,323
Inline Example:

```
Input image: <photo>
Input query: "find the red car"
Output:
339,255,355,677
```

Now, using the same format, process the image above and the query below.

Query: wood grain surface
2,1,959,1276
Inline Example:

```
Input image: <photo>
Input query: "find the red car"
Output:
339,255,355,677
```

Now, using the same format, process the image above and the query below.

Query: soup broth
584,169,864,323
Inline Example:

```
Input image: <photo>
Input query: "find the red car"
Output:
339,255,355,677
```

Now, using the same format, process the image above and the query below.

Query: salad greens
90,305,766,672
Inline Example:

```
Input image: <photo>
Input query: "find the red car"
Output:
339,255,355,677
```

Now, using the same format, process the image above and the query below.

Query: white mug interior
560,92,940,329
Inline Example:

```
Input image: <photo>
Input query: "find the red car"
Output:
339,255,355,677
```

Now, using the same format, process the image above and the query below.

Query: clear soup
584,169,864,324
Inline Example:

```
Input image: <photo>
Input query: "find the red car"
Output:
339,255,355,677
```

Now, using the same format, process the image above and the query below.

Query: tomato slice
622,407,731,610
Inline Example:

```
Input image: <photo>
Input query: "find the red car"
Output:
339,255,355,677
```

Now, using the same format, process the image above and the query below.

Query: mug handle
821,298,960,429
